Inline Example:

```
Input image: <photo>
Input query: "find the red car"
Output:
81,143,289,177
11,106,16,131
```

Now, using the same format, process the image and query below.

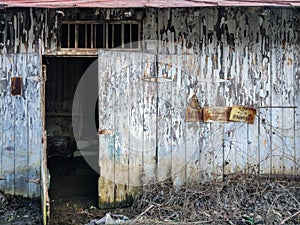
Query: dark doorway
43,57,99,221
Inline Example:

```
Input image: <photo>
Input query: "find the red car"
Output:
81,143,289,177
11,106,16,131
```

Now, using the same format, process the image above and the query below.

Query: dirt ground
1,177,300,225
1,172,300,225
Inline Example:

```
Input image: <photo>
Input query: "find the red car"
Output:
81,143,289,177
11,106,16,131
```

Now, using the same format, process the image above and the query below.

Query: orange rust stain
263,139,267,146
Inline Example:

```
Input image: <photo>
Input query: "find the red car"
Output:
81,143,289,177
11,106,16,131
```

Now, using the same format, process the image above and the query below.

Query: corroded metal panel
203,107,231,123
185,94,203,122
10,77,22,96
229,106,256,124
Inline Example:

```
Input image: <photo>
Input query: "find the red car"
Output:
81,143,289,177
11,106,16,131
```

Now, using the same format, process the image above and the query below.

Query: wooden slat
113,52,130,207
142,53,157,185
169,55,186,186
280,9,297,175
259,108,272,174
0,56,5,190
128,53,144,196
98,51,115,208
1,55,15,194
247,119,260,175
156,55,173,183
14,55,29,195
26,54,42,197
183,54,201,183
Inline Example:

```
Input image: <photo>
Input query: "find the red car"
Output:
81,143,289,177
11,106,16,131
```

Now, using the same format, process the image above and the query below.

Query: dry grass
131,175,300,224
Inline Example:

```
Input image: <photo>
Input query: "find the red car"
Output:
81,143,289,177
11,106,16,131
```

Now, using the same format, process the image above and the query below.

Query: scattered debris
0,192,8,206
0,193,42,225
85,213,130,225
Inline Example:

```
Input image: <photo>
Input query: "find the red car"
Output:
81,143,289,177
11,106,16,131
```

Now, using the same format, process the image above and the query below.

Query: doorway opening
43,57,99,217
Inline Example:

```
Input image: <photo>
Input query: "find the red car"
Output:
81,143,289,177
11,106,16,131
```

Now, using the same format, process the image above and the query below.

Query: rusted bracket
98,129,114,135
26,179,41,184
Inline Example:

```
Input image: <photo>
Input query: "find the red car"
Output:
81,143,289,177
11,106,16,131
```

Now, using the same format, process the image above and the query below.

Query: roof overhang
0,0,300,9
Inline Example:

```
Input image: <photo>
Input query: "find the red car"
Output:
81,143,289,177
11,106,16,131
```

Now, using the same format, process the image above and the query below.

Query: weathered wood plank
113,52,130,207
142,53,157,186
247,119,260,175
183,54,201,183
128,53,144,197
280,10,297,175
98,50,115,208
14,55,29,195
259,108,272,175
0,55,5,190
1,55,15,194
170,55,186,187
26,54,42,197
156,56,172,183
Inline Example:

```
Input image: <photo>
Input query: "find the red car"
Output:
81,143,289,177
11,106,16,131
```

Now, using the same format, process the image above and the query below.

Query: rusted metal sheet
229,106,256,124
185,94,203,122
10,77,22,96
1,0,300,9
203,107,231,123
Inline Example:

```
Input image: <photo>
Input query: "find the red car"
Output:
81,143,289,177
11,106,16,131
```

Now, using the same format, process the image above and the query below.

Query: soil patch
0,192,42,225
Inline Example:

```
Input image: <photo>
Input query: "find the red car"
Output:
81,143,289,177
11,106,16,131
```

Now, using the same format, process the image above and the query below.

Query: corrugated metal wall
0,54,42,197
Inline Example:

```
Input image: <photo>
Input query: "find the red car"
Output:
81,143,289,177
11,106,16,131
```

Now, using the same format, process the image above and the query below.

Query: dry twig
131,176,300,224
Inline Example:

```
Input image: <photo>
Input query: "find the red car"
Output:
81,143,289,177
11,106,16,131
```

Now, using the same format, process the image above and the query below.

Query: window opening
60,21,141,49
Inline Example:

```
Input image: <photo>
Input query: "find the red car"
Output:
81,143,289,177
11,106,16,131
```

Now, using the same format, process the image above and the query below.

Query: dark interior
44,57,99,204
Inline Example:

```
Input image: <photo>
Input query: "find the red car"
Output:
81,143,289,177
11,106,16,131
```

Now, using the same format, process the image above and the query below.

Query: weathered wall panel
0,6,299,201
0,53,42,197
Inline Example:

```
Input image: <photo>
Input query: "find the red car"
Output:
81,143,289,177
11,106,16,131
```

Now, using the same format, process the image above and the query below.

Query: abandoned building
0,0,300,223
